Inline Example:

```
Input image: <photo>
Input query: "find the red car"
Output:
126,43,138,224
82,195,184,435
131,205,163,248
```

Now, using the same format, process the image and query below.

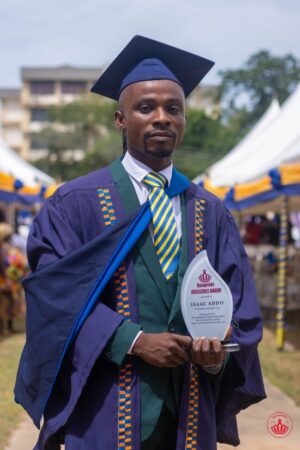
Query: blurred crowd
244,215,285,246
0,222,28,335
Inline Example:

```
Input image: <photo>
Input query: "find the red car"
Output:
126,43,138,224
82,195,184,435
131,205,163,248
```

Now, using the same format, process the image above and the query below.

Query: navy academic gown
15,159,266,450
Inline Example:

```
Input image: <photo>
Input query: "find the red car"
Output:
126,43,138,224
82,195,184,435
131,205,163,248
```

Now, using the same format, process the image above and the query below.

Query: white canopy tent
0,136,53,187
203,84,300,187
203,98,280,186
278,134,300,165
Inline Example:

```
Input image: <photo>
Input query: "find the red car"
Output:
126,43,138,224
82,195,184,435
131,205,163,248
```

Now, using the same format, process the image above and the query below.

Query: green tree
219,50,300,127
32,94,123,181
175,108,239,178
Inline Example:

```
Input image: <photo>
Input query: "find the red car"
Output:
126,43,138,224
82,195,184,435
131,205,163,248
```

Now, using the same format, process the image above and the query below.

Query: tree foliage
176,109,238,178
219,50,300,128
32,95,122,181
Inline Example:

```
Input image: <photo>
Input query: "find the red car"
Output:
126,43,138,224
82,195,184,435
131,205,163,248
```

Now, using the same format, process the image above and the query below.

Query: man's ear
114,110,125,130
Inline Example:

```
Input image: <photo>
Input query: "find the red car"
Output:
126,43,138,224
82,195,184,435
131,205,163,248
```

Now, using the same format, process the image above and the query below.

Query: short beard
144,147,174,158
143,133,176,158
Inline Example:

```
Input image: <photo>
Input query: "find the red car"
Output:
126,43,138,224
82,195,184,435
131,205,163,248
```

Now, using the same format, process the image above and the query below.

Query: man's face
115,79,186,170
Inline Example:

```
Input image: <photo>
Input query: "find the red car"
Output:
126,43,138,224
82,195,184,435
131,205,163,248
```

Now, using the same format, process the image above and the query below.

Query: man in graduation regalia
15,36,266,450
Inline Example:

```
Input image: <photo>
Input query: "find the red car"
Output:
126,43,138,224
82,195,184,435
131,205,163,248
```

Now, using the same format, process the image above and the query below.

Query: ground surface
0,333,26,449
4,378,300,450
259,326,300,405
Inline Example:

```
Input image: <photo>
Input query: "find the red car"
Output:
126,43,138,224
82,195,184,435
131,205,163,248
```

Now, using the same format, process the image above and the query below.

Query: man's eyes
168,106,181,114
137,104,182,114
139,104,153,113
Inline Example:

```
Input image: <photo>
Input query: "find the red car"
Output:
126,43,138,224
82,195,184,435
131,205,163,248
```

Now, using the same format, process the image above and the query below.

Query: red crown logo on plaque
271,419,289,435
198,270,211,283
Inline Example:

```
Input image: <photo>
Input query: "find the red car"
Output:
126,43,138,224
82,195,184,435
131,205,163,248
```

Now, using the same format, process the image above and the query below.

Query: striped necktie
143,172,180,280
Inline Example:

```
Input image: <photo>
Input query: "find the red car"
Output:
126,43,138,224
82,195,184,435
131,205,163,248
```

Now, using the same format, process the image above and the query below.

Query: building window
61,81,87,94
31,108,49,122
30,81,55,95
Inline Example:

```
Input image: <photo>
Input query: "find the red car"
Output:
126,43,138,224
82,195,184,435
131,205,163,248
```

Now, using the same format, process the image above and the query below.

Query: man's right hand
131,332,192,368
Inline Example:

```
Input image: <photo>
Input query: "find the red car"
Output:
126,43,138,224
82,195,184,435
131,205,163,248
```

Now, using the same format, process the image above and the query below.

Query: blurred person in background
0,222,27,334
0,222,13,334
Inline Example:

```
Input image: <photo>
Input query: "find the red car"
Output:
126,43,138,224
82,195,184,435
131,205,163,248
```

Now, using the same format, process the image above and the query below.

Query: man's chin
145,147,174,158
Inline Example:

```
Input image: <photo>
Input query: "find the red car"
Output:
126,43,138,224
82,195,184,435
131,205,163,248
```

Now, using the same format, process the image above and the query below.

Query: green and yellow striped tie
143,172,180,280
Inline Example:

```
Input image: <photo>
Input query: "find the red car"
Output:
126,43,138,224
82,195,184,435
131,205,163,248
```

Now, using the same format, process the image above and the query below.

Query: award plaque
181,250,239,351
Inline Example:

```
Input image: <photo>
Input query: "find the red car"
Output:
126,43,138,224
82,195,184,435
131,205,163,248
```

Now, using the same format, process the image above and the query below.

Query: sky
1,0,300,88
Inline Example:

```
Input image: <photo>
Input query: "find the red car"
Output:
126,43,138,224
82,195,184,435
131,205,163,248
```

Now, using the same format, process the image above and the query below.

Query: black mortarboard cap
91,35,214,100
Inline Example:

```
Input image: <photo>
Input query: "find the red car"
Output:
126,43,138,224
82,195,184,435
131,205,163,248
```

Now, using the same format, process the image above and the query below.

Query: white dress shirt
122,151,182,238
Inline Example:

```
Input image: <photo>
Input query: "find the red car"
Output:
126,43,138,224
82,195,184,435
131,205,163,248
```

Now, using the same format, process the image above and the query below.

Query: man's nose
153,107,170,126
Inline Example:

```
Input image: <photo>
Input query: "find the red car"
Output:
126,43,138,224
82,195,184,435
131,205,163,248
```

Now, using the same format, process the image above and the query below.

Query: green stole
110,159,189,441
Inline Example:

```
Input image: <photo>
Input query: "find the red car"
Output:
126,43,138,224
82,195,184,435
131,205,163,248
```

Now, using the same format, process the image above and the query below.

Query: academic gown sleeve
18,190,140,430
205,203,266,445
29,192,141,365
27,191,83,271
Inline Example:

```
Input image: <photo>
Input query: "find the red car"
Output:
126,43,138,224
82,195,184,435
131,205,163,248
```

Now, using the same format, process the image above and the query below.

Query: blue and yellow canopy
200,162,300,212
0,171,57,205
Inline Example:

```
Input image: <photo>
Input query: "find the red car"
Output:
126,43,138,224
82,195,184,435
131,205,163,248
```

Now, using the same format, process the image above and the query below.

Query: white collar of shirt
122,151,173,187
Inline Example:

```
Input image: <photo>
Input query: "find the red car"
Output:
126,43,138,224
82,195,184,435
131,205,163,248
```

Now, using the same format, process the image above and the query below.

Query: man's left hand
191,327,232,367
190,337,226,367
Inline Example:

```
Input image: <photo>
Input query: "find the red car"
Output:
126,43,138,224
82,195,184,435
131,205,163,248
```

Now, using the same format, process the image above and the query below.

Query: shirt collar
122,151,173,187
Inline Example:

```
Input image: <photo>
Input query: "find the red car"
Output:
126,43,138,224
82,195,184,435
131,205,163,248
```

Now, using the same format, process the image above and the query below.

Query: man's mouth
147,131,175,140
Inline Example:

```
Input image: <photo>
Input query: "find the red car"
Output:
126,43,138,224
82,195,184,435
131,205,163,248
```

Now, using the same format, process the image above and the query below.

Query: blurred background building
0,88,23,156
0,66,218,162
20,66,101,160
0,66,100,160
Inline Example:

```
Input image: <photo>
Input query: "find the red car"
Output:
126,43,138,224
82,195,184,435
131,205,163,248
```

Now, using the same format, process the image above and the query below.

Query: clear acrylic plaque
180,250,233,340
